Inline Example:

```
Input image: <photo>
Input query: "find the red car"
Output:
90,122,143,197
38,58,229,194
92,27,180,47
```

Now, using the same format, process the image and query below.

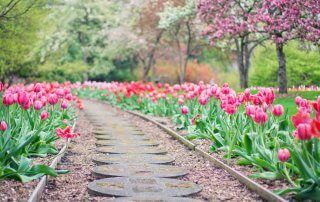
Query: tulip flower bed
0,82,82,183
78,81,320,200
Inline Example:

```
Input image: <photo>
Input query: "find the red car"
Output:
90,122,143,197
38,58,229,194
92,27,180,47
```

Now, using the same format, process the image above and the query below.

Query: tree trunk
235,39,249,89
142,31,163,82
179,22,192,84
276,42,287,94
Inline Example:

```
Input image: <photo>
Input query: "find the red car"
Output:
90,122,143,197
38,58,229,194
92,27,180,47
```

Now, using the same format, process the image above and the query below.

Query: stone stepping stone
94,128,142,133
92,164,187,178
96,146,167,154
96,140,159,147
109,196,203,202
88,177,202,197
93,130,144,136
95,135,150,141
92,154,174,165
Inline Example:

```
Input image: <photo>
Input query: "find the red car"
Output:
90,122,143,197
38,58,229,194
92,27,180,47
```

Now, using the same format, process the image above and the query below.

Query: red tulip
311,118,320,138
296,123,312,140
291,109,311,128
278,148,290,162
272,104,284,116
181,106,189,115
56,126,79,139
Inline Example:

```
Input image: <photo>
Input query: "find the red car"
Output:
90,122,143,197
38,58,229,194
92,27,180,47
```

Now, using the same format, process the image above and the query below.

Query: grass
275,91,319,117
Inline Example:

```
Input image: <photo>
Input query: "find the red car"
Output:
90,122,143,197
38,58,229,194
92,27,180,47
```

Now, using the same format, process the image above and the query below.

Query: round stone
92,164,187,178
110,196,203,202
96,140,159,147
92,154,174,165
96,146,167,154
88,177,202,197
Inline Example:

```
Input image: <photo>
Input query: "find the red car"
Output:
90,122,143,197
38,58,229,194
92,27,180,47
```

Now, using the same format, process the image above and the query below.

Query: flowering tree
257,0,320,93
158,0,204,83
198,0,266,89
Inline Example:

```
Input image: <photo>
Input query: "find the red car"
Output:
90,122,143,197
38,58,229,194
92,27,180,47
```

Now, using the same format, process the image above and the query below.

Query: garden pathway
84,100,203,201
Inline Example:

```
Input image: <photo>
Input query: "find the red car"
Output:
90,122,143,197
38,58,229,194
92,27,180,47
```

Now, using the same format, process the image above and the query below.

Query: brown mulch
40,110,108,201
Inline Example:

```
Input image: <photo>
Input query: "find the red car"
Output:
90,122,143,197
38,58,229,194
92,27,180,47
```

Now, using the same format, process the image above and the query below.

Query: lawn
275,91,319,116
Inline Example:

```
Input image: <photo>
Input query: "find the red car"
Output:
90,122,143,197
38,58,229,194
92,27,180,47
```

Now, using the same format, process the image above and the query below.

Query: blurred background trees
0,0,319,92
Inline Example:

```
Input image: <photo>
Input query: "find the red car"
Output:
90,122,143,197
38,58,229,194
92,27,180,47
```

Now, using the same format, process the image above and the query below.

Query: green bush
34,62,89,83
250,41,320,87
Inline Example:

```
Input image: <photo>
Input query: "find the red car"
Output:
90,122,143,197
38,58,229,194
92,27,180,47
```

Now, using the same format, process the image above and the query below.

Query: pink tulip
40,110,49,120
34,83,42,93
18,91,28,105
246,105,255,117
253,108,268,124
296,123,312,140
178,98,184,105
3,93,14,106
48,93,58,105
61,100,68,109
278,148,290,162
272,104,284,116
181,106,189,115
33,100,43,110
0,121,7,131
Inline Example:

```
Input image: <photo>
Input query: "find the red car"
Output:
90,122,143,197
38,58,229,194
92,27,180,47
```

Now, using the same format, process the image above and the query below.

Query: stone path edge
28,118,78,202
124,109,287,202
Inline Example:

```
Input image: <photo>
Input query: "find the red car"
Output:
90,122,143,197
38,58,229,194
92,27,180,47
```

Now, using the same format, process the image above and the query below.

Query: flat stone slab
88,177,202,197
109,196,203,202
93,130,144,136
96,146,167,154
92,154,174,165
95,135,150,141
96,140,159,147
92,164,187,178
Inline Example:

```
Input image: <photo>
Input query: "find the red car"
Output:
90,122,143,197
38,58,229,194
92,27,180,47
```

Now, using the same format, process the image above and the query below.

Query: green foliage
250,42,320,87
34,61,90,83
0,1,45,81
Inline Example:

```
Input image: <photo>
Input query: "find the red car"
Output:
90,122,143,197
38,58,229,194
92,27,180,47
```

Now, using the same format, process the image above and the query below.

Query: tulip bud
34,100,43,110
272,104,284,116
278,148,290,162
61,100,68,109
181,106,189,115
40,110,49,120
297,123,312,140
0,121,7,131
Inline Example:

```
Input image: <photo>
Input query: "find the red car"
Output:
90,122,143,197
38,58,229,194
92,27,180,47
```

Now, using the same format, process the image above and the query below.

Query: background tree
198,0,266,89
158,0,204,83
257,0,320,93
